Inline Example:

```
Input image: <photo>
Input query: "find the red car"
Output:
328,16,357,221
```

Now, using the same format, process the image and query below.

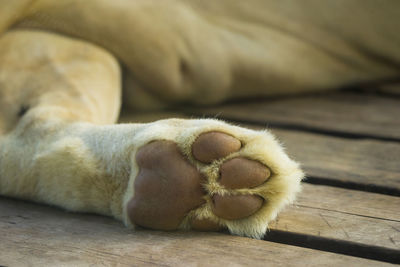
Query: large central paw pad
126,122,303,238
127,140,205,230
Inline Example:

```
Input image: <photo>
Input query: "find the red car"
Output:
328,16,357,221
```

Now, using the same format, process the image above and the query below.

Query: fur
0,0,398,238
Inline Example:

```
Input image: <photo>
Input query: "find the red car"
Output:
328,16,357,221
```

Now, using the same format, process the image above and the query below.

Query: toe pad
211,194,264,220
192,132,241,163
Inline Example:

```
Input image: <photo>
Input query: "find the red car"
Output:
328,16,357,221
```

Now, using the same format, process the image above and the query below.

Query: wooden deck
1,90,399,266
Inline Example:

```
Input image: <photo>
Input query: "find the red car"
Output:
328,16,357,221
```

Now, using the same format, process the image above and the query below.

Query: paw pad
125,120,303,239
219,157,271,189
211,194,264,220
192,131,241,163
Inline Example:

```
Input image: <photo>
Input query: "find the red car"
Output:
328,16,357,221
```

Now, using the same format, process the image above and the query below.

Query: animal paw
123,119,303,239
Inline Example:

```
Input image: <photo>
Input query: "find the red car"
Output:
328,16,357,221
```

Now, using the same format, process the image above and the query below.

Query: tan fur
0,0,398,238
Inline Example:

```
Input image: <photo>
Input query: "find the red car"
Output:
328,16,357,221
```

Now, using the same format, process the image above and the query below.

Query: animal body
0,0,399,238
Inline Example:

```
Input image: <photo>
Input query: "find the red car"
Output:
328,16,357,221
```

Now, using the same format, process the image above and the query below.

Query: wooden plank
271,128,400,192
378,84,400,96
271,184,400,250
297,184,400,222
119,112,400,192
0,111,398,265
186,92,400,140
0,198,388,267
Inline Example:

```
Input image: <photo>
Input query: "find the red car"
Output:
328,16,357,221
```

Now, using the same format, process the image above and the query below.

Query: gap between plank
183,114,400,143
349,88,400,99
264,122,400,143
304,176,400,197
264,229,400,264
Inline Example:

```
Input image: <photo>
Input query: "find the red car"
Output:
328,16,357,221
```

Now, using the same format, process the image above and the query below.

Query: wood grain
1,95,399,266
186,92,400,140
271,128,400,191
298,184,400,222
0,197,389,267
271,184,400,250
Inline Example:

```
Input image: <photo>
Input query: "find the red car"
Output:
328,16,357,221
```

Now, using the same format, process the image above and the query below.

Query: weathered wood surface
0,197,392,267
120,112,400,192
185,92,400,140
1,92,399,265
271,129,400,192
271,184,400,250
